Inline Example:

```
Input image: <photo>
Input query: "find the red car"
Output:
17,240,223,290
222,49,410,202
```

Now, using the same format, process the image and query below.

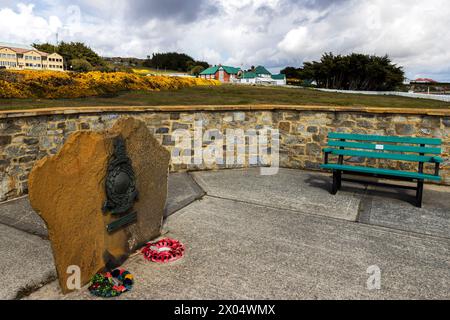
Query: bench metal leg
337,170,342,190
416,180,424,208
331,170,338,195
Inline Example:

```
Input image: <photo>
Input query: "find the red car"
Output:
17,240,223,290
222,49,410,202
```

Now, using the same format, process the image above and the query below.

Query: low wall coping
1,105,449,119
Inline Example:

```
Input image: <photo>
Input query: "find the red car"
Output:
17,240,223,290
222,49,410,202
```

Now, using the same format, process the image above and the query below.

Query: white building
236,66,286,86
0,42,64,71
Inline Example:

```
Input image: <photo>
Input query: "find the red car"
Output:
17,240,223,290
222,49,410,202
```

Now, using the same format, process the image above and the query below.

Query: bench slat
324,148,443,163
328,132,441,145
320,164,441,181
328,140,441,154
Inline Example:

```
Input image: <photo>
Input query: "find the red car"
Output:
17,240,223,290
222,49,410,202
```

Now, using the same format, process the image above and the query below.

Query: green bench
320,132,442,207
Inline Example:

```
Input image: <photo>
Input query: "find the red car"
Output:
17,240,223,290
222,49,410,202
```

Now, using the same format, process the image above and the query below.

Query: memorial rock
28,118,170,293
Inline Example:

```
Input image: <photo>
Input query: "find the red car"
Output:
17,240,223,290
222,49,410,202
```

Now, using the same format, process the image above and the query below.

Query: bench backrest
326,132,442,163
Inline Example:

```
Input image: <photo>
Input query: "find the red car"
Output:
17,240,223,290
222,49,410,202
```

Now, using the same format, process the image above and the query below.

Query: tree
144,52,198,72
190,65,205,76
280,67,301,79
32,43,57,54
70,58,93,72
195,60,210,69
284,52,404,91
33,41,105,69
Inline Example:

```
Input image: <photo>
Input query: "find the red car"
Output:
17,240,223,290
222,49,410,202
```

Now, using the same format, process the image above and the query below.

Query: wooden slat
320,164,441,181
323,148,442,163
327,140,441,154
328,132,441,145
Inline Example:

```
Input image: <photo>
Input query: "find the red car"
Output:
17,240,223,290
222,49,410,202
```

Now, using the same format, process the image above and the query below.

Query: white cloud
276,0,450,80
0,1,449,80
0,3,62,44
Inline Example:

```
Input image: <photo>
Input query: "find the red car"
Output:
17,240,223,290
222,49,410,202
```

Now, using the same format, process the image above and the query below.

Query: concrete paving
359,184,450,239
0,224,56,300
0,172,204,300
27,195,449,300
191,168,364,221
165,172,205,217
2,168,449,300
0,172,205,239
0,196,47,238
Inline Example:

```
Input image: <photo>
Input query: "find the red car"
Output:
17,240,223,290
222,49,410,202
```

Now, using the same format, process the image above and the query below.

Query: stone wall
1,106,449,201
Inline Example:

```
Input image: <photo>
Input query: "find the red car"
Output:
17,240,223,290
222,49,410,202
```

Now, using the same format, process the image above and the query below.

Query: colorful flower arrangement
141,238,185,263
88,268,134,298
0,70,220,99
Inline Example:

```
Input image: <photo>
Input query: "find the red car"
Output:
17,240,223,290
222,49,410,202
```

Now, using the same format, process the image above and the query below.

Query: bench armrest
434,162,440,176
431,156,443,163
323,149,333,164
431,157,442,176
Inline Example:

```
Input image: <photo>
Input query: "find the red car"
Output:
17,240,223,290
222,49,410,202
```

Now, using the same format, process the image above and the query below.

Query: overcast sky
1,0,449,81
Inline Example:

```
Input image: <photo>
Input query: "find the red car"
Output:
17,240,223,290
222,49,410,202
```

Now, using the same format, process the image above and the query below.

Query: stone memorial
28,117,170,293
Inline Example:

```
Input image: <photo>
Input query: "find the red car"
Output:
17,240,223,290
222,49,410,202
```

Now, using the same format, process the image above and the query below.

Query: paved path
22,168,449,300
0,224,55,299
0,172,204,299
191,168,363,221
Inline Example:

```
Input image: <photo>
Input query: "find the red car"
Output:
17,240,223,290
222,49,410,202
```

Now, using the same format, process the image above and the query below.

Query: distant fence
313,88,450,102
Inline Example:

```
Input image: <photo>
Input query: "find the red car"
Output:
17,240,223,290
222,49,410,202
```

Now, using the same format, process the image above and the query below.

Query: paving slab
165,172,205,217
0,196,47,238
0,172,205,238
359,183,450,239
27,196,450,300
191,168,364,221
9,168,450,299
0,224,56,300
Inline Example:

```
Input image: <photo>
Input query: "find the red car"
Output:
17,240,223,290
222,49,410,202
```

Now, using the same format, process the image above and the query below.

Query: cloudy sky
1,0,449,81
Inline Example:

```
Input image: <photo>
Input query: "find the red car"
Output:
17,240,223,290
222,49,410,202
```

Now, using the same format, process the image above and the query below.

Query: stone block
156,127,169,134
172,122,190,130
278,121,291,132
0,136,12,146
395,123,415,135
306,143,321,156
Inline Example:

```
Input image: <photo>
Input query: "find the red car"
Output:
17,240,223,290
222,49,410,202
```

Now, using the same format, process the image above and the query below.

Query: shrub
70,59,94,72
190,65,205,76
0,70,220,99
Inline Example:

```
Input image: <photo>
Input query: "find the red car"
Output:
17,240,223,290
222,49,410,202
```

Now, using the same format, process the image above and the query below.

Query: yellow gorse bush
0,70,220,99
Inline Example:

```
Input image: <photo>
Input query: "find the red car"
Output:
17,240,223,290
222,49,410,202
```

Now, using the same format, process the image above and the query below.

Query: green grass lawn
1,85,450,111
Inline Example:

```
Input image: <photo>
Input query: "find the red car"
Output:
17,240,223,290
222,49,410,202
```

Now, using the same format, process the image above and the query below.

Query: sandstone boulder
28,118,170,293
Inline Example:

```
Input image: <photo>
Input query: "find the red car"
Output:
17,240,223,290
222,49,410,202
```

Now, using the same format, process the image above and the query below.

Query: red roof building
412,78,437,83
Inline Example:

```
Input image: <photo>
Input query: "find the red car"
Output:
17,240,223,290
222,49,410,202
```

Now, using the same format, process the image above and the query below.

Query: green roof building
254,66,271,75
198,63,286,85
238,66,286,86
199,65,241,82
